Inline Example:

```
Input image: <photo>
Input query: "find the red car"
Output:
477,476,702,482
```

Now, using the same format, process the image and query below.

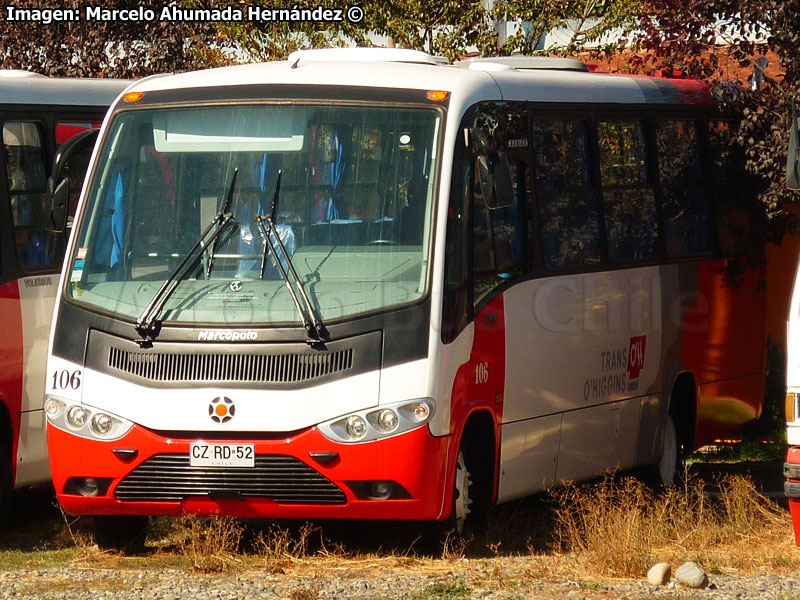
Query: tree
497,0,641,56
217,0,371,62
0,0,227,77
630,0,800,245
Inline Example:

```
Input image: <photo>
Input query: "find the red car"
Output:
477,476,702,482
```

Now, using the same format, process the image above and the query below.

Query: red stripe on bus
447,294,507,508
0,280,23,483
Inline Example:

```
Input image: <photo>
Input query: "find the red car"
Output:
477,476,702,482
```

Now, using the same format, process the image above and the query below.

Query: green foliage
415,578,471,600
631,0,800,238
0,0,227,76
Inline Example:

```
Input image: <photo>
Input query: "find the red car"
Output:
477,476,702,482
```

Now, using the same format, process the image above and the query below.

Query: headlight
45,396,133,441
375,409,398,433
91,413,114,436
319,399,434,443
345,415,368,440
44,397,63,417
66,406,89,428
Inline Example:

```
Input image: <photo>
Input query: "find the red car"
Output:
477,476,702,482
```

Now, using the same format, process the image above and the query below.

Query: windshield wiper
134,169,239,346
254,170,326,345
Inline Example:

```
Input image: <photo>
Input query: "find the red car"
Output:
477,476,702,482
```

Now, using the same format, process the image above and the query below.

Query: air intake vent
115,454,346,504
108,346,353,384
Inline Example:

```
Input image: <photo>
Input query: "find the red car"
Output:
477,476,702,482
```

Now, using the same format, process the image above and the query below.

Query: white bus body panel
15,274,59,486
498,267,662,502
787,257,800,445
80,366,380,433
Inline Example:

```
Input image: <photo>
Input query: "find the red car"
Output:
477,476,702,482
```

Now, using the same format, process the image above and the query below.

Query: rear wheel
655,413,679,485
642,413,680,487
93,515,149,554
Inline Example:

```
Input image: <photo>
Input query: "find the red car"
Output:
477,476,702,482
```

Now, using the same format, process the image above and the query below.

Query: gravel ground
2,558,800,600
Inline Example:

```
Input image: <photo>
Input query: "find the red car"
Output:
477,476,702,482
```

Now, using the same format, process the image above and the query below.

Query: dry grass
551,471,798,577
176,515,243,573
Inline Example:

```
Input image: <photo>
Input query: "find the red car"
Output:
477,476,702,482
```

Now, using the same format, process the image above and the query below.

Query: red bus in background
0,72,129,517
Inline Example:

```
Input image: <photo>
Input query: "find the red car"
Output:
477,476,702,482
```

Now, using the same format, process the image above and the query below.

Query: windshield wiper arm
134,169,239,345
254,170,326,344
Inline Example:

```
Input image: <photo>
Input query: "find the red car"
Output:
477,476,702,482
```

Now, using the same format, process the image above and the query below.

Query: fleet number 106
475,362,489,384
51,369,82,390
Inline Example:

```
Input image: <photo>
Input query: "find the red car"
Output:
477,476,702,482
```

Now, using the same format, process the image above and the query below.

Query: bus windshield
67,103,440,326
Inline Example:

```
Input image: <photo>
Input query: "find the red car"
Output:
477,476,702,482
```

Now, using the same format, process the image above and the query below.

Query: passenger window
531,119,601,270
598,120,659,263
656,120,713,257
707,120,758,255
3,121,57,270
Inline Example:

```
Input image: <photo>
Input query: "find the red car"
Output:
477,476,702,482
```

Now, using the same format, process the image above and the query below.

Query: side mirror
477,151,513,209
788,93,800,190
46,128,99,233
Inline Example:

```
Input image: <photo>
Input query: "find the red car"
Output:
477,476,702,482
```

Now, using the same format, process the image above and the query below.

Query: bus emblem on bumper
209,396,235,423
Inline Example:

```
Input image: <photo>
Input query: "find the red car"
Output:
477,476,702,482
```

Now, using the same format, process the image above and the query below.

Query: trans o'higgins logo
584,335,648,401
626,335,647,389
197,329,257,341
209,397,235,423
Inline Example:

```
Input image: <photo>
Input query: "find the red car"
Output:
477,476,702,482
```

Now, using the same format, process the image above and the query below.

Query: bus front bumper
47,422,450,521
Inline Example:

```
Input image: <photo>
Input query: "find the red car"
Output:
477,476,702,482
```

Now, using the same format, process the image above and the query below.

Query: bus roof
0,74,131,107
126,49,714,107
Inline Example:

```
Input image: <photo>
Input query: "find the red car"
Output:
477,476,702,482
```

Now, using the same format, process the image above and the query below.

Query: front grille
114,454,347,504
108,347,353,384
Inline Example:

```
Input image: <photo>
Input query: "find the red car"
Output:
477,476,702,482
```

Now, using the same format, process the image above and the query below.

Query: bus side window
3,121,56,270
55,124,96,229
532,119,601,270
656,120,713,258
707,120,757,255
598,120,659,263
441,157,471,343
471,103,528,308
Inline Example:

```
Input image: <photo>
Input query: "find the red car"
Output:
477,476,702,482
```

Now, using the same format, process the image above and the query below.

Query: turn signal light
787,393,798,423
124,91,144,103
427,90,449,102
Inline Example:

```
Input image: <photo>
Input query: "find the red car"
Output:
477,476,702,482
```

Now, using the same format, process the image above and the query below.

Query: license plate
190,442,255,467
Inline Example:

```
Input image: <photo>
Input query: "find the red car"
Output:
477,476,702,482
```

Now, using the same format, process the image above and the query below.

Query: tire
93,515,149,554
449,450,473,536
644,413,680,487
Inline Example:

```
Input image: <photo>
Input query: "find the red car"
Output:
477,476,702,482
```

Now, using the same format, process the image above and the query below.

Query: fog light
79,477,99,497
66,405,89,428
63,476,113,497
345,415,367,440
376,409,398,432
44,398,62,417
91,413,113,436
371,481,392,500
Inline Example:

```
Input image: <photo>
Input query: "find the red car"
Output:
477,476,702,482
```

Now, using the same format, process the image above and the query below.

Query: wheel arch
666,370,698,457
454,408,497,513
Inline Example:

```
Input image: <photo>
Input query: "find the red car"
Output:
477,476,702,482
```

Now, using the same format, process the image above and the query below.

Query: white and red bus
0,72,129,516
783,93,800,543
44,48,766,548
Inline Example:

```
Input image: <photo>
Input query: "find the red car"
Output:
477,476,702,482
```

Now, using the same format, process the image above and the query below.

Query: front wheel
93,515,149,554
450,450,473,536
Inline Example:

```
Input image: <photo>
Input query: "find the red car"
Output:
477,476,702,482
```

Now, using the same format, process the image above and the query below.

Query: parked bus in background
783,92,800,544
0,72,129,518
43,49,766,549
